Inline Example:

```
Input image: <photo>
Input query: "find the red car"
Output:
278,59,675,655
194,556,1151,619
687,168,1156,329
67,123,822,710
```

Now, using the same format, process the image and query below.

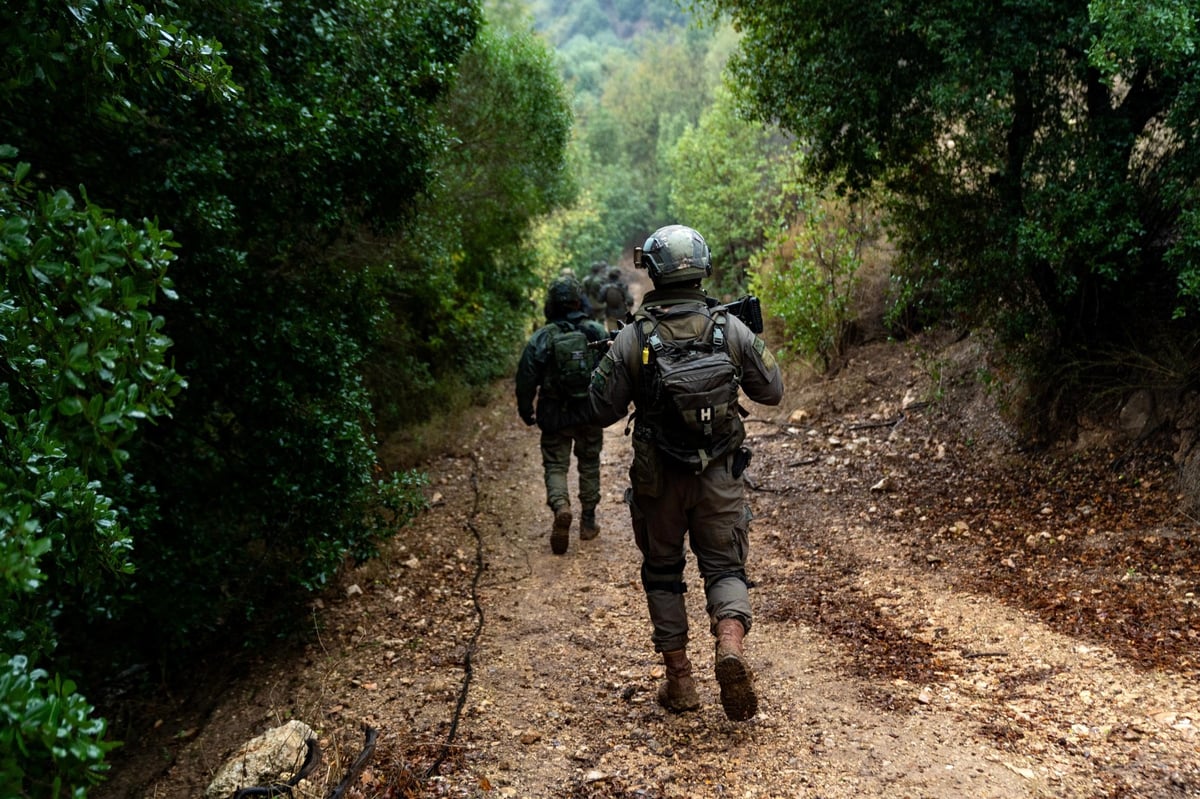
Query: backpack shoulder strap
710,310,727,350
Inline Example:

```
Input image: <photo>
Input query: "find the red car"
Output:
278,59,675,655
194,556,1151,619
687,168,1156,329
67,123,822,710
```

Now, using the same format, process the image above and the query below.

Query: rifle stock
715,296,764,334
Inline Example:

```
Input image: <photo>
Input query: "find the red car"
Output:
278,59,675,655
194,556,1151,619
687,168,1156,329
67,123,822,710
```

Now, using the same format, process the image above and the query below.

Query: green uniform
601,276,634,332
583,274,607,323
583,262,609,323
588,286,784,653
516,310,607,513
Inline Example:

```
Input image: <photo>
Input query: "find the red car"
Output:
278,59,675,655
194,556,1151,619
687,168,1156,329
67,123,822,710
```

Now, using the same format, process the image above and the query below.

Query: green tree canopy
667,85,796,296
369,17,575,424
707,0,1200,364
2,0,483,665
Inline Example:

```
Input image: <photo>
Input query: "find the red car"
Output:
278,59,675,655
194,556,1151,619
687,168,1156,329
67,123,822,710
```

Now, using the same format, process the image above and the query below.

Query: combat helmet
544,273,583,318
637,224,712,286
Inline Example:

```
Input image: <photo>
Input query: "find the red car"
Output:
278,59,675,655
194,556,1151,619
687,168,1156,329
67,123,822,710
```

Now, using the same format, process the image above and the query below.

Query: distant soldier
563,265,595,317
601,266,634,333
516,275,608,554
582,261,608,323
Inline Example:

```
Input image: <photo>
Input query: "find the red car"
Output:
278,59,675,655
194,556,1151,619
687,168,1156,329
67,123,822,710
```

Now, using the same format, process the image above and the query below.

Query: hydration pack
635,307,745,472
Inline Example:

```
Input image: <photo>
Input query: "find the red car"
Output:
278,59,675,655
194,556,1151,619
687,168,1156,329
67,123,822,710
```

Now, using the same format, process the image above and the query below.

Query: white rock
205,720,315,798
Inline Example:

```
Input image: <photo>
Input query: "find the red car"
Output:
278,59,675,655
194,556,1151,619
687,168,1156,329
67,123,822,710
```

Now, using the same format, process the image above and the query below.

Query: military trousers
626,453,753,653
540,423,603,513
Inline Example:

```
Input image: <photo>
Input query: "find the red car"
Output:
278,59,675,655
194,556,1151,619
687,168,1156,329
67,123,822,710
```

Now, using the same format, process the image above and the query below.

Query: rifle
712,295,764,334
587,329,621,351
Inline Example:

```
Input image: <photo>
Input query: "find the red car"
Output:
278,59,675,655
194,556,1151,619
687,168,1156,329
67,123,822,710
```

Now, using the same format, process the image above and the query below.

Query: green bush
751,190,886,371
714,0,1200,386
1,152,182,795
367,19,574,429
0,655,116,799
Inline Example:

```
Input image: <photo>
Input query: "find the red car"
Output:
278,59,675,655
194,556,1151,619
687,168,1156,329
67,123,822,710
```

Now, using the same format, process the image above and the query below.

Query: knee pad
705,569,755,591
641,558,687,594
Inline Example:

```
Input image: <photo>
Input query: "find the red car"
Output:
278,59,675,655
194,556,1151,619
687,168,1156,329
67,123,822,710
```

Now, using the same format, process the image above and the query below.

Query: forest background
3,0,1199,795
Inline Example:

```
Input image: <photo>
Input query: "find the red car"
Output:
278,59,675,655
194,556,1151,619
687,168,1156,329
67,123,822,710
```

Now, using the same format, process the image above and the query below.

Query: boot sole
715,655,758,721
550,510,572,555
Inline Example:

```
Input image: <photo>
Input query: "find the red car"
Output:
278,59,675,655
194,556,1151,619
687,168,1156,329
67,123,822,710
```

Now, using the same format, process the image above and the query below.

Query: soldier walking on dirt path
582,261,608,324
601,266,634,332
588,225,784,721
516,275,609,555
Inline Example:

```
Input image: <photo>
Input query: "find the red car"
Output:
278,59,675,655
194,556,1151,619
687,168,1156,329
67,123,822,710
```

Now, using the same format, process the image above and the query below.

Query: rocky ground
96,328,1198,799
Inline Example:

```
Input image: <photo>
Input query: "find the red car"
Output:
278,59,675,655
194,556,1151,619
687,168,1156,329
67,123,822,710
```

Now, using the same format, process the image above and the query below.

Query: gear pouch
630,427,663,498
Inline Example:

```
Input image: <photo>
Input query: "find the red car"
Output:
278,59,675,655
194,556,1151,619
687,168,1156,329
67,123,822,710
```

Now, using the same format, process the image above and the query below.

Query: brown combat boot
550,506,572,555
656,649,700,713
580,508,600,541
714,618,758,721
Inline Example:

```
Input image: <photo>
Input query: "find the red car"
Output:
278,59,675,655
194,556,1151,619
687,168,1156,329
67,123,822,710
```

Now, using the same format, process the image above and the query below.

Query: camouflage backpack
544,321,596,400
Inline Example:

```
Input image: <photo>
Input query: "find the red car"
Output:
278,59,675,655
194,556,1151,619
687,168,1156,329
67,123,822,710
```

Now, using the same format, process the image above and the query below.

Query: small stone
1004,763,1036,780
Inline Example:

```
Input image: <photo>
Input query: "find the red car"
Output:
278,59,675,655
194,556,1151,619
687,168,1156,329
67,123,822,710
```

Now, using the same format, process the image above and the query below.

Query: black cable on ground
327,725,378,799
424,456,486,778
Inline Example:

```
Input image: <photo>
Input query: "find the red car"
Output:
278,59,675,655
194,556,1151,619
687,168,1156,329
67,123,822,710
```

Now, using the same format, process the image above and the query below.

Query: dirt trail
101,332,1199,799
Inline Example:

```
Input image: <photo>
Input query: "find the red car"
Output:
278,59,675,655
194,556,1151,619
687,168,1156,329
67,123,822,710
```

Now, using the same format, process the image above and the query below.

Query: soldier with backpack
517,274,609,555
588,225,784,721
601,266,634,332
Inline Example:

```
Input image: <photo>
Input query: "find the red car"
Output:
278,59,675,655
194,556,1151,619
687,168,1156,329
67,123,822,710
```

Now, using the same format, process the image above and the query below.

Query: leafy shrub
667,85,797,298
0,655,116,799
1,152,182,795
751,190,887,371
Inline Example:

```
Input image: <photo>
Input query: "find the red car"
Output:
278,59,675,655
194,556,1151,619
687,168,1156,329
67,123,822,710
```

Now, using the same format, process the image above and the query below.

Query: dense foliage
2,5,231,790
368,18,575,426
531,19,738,272
112,0,482,651
2,1,572,793
531,0,689,48
708,0,1200,401
666,86,796,296
1,153,182,795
